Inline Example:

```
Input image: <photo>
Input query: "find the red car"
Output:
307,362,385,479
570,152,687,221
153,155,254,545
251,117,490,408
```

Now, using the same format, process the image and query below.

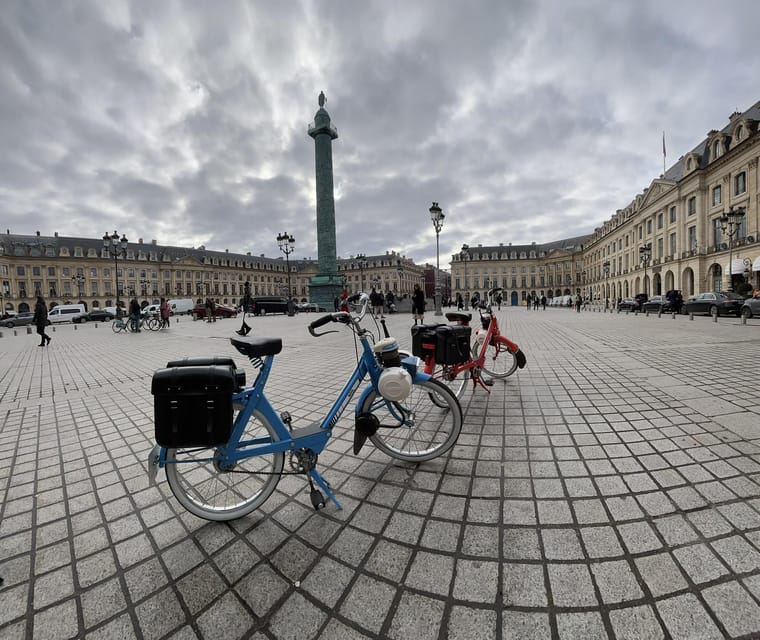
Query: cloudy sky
2,1,760,267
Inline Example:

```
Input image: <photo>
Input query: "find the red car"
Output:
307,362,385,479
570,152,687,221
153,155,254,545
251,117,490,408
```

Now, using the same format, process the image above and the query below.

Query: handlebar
308,292,370,337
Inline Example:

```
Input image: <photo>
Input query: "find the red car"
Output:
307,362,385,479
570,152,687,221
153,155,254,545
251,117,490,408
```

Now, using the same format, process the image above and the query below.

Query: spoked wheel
146,317,161,331
479,338,519,378
111,320,125,333
361,379,462,462
429,363,468,402
165,409,284,521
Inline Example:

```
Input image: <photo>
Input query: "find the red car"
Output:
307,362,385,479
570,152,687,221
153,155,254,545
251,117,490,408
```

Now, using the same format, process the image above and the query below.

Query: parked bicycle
417,287,527,401
148,292,463,521
111,311,160,333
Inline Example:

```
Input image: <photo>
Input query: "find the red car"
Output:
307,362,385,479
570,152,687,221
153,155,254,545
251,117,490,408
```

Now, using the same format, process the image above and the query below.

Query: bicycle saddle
445,311,471,323
230,336,283,358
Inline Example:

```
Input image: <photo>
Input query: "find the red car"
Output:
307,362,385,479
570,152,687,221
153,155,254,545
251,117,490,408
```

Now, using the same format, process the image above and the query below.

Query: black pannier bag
165,356,246,390
411,324,472,365
411,323,444,359
152,365,236,448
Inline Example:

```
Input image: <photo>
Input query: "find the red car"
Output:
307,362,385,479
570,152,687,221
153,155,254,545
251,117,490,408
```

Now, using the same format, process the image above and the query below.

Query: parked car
641,295,676,313
86,309,115,322
617,297,638,311
0,312,35,328
297,302,327,312
192,303,238,319
740,293,760,319
251,296,290,315
683,291,744,317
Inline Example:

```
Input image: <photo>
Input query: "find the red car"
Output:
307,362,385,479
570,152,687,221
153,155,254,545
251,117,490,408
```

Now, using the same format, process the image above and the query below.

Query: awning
724,258,747,274
753,256,760,272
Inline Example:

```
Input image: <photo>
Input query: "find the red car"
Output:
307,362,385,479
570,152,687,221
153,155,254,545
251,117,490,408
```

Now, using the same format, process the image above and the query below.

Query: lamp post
429,202,445,316
354,253,367,292
720,205,745,292
72,273,85,300
460,244,470,309
102,231,128,312
639,243,651,295
603,261,610,308
277,232,296,316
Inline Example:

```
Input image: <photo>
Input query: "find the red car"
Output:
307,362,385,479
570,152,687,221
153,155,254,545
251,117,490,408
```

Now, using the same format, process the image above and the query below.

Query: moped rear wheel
165,409,283,521
362,379,462,462
430,363,468,402
479,337,518,378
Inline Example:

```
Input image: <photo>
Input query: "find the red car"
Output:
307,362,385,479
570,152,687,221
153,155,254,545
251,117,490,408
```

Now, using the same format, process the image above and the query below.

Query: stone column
307,92,343,309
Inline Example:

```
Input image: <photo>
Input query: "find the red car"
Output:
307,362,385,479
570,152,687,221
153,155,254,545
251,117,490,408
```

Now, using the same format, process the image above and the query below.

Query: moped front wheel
165,408,283,521
479,337,518,378
361,379,462,462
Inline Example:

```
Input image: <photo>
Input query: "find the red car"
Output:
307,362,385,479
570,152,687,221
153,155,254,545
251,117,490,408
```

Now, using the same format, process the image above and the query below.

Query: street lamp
277,232,296,316
639,243,651,295
603,261,610,307
429,202,445,316
460,244,470,309
720,205,746,291
102,231,128,313
72,273,85,299
354,253,368,292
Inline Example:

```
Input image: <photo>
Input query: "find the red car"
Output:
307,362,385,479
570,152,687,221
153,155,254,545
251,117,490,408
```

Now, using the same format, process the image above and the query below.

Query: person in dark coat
129,296,141,332
33,296,51,346
412,284,425,325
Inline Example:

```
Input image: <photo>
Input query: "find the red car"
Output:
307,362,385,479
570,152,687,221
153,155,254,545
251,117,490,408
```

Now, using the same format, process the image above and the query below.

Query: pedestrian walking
33,295,51,346
205,297,216,322
412,284,425,325
339,287,349,312
370,287,385,318
129,296,141,332
540,294,547,310
159,297,171,328
456,293,464,310
575,293,582,313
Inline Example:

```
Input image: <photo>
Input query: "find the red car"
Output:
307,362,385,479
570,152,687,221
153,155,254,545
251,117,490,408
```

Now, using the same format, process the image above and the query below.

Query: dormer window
712,140,721,160
74,247,83,257
735,124,744,142
686,158,693,171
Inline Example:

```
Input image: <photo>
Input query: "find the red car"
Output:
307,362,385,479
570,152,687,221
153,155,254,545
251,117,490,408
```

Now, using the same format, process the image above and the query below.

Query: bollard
672,312,676,319
14,329,17,336
0,330,3,338
27,326,33,334
74,324,77,330
657,311,661,318
712,313,718,323
690,313,694,321
742,316,747,325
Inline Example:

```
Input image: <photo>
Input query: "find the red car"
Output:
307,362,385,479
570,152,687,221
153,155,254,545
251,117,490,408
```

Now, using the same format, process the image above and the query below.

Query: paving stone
656,593,724,640
387,591,445,640
452,558,499,603
501,611,551,640
634,552,688,597
590,559,644,604
405,551,455,597
33,597,80,640
608,605,664,640
364,539,413,583
135,586,186,640
701,580,760,637
339,574,396,635
555,611,608,640
581,525,624,558
710,535,760,573
618,521,662,554
547,563,598,607
672,543,730,584
503,563,547,607
196,592,254,640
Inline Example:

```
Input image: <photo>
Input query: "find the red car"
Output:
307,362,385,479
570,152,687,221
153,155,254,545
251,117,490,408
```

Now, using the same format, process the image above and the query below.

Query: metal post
429,202,445,316
277,232,296,316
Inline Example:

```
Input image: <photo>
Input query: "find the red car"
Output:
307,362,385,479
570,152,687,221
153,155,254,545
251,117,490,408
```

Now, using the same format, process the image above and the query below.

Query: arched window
712,140,721,160
736,124,744,142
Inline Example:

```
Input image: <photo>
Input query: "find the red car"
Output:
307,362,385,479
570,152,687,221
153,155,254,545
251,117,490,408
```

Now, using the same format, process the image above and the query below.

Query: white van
48,304,88,324
168,299,194,315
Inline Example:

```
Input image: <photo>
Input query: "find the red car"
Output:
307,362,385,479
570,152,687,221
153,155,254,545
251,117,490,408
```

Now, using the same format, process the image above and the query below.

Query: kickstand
309,469,343,510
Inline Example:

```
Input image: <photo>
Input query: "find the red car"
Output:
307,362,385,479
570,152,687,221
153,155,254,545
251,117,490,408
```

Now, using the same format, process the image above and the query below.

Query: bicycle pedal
310,489,326,510
483,378,494,386
280,411,292,427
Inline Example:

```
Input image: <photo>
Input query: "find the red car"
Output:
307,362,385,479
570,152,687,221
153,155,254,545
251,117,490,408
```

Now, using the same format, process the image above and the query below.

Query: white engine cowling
377,367,413,401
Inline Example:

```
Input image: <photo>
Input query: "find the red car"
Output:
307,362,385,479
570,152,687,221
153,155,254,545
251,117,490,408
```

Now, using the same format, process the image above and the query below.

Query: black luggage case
152,365,236,448
434,324,472,365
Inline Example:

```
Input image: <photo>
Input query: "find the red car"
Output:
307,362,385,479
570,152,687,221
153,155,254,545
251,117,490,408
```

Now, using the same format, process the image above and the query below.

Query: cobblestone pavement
1,307,760,640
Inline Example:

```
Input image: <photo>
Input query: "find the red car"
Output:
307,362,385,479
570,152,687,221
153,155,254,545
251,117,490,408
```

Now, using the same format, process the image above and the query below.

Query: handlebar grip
309,314,335,331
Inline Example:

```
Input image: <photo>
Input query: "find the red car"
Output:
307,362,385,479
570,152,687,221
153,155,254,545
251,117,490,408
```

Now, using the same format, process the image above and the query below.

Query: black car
641,295,676,313
86,309,115,322
683,292,744,317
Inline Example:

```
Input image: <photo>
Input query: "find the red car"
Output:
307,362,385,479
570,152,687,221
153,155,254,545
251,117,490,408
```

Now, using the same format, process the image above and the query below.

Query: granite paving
1,306,759,639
